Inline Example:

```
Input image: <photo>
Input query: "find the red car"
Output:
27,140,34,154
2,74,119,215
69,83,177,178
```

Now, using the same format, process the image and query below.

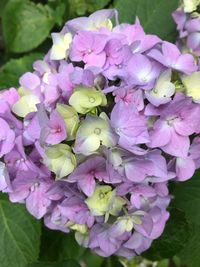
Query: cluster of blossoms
1,8,200,258
173,0,200,56
173,1,200,106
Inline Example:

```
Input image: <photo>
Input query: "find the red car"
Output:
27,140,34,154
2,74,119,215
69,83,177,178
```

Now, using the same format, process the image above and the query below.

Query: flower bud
43,144,76,179
56,104,79,140
50,32,72,60
182,71,200,102
67,221,88,234
74,113,118,155
85,185,126,219
69,86,107,114
12,94,40,118
183,0,200,13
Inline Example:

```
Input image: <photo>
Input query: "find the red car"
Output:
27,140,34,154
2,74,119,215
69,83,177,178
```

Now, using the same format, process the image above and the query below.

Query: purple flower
70,31,107,68
68,156,108,196
19,72,41,91
66,9,117,33
0,162,12,192
189,136,200,168
111,101,149,151
9,170,56,219
172,9,187,38
147,41,197,74
57,62,75,101
127,54,161,89
148,94,200,157
0,117,15,157
114,18,161,52
39,109,67,145
114,88,144,111
89,224,122,257
0,88,20,106
176,157,196,181
0,7,199,258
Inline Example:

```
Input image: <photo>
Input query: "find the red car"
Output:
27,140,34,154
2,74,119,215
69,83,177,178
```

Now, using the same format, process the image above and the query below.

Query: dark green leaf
0,195,41,267
2,0,55,53
115,0,179,41
27,260,80,267
171,172,200,267
0,0,8,17
0,53,43,89
143,208,191,260
178,224,200,267
39,227,85,262
80,249,104,267
47,0,67,26
102,257,124,267
171,172,200,224
68,0,110,17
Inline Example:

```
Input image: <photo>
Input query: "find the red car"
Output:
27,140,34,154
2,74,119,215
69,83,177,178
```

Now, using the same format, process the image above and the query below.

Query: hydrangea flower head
0,7,199,259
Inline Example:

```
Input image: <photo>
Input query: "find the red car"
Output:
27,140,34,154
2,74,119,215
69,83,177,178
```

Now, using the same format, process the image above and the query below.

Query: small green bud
69,86,107,114
85,185,126,219
43,144,77,179
56,103,79,140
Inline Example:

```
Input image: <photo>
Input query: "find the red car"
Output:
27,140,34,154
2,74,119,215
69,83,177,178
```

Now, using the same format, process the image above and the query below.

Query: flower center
94,128,101,135
87,49,93,54
89,97,95,103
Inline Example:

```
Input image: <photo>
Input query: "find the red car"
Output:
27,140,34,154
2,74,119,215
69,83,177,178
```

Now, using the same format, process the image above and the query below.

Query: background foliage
0,0,199,266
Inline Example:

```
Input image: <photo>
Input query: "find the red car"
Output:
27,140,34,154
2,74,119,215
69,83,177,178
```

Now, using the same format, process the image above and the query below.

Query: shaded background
0,1,199,267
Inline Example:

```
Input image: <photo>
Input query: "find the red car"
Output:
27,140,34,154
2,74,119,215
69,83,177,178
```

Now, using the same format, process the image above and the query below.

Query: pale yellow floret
149,70,175,99
183,0,200,12
56,104,79,140
43,144,77,179
85,186,126,220
182,71,200,102
67,222,88,234
69,86,107,114
87,19,113,30
12,94,40,117
50,32,72,60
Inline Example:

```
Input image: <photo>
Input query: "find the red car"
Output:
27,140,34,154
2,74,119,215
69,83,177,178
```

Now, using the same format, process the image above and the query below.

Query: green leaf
0,195,41,267
68,0,110,17
2,0,55,53
39,227,85,262
143,208,191,261
171,172,200,224
47,0,67,26
39,227,104,266
178,224,200,267
27,260,80,267
115,0,179,41
171,172,200,267
80,250,104,267
0,0,8,17
0,53,43,89
102,257,124,267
